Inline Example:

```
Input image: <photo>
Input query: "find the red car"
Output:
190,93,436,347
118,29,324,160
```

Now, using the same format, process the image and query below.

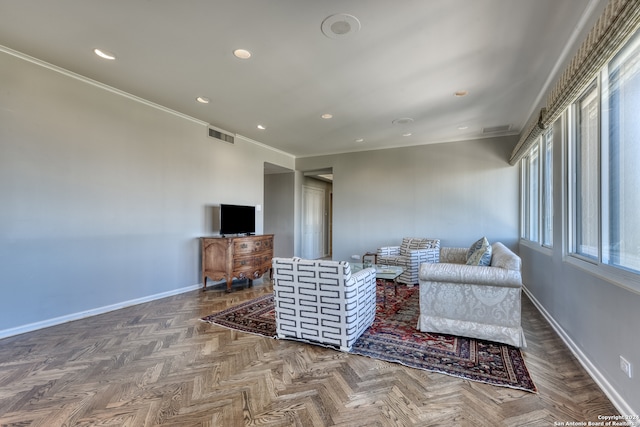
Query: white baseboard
0,284,201,340
523,286,638,423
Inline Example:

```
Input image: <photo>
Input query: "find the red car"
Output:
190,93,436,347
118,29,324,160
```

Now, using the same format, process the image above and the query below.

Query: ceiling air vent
482,124,512,134
208,126,234,144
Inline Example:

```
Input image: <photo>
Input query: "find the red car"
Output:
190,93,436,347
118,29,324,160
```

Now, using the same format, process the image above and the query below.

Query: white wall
296,136,520,262
264,171,295,257
0,50,294,334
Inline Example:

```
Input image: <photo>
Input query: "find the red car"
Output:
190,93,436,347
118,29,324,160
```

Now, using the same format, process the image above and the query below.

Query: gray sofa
417,242,526,347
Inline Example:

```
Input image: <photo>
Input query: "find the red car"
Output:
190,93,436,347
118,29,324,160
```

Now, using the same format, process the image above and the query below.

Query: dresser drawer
255,253,272,267
234,236,273,254
232,256,257,271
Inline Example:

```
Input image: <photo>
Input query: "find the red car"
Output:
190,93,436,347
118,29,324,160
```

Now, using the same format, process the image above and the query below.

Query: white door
302,185,325,259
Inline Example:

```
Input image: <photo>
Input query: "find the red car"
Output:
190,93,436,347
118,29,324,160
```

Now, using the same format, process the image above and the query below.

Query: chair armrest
377,246,400,256
352,267,376,281
407,247,440,263
419,263,522,288
350,267,377,292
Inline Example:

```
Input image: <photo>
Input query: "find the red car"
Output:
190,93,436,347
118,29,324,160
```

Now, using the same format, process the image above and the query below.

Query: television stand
200,234,274,292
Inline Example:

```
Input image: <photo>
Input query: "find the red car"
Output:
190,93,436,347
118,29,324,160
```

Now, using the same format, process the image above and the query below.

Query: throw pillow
466,237,492,266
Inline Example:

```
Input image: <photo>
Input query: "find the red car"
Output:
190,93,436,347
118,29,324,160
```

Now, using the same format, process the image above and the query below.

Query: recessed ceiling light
257,124,266,130
457,125,468,130
402,133,412,137
355,138,364,143
233,49,252,59
94,48,116,60
196,96,210,104
321,113,333,119
454,90,468,97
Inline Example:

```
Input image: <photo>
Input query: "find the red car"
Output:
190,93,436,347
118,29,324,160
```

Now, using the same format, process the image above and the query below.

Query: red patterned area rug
201,285,537,393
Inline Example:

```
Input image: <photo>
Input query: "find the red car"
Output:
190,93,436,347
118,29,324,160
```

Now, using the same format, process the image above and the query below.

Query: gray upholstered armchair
376,237,440,285
271,257,377,352
417,242,526,348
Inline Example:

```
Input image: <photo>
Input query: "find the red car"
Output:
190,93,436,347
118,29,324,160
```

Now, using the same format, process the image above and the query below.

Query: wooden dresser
200,234,274,292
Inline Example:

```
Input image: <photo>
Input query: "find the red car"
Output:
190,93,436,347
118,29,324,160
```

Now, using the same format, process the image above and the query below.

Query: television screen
220,204,255,235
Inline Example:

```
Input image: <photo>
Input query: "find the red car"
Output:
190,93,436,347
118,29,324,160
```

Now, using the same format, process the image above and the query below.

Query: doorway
302,169,333,259
302,185,324,259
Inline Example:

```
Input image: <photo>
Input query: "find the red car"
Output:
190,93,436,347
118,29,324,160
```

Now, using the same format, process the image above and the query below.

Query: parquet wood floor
0,279,619,426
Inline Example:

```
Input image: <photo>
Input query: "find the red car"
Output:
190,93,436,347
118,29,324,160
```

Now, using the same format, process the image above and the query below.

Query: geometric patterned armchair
376,237,440,285
271,257,377,352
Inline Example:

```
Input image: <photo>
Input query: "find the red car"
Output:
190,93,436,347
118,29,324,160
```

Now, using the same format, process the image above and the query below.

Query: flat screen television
220,204,255,236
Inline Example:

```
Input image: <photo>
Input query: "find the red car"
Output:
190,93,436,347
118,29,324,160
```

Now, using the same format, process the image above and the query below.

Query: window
527,144,540,241
602,31,640,273
521,136,547,244
520,157,528,239
573,82,599,259
521,130,553,246
521,144,538,242
568,30,640,277
542,130,553,247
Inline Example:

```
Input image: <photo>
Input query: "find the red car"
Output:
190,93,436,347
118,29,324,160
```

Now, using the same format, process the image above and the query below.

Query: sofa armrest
439,247,468,264
419,262,522,288
377,246,400,257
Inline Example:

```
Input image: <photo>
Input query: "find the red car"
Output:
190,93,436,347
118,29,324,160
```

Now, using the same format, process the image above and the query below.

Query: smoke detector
392,117,414,125
321,14,361,39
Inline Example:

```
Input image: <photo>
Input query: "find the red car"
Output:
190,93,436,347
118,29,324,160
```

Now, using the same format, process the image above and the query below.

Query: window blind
509,0,640,165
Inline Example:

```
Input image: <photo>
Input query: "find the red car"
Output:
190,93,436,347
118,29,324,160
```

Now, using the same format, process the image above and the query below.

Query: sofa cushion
466,237,492,266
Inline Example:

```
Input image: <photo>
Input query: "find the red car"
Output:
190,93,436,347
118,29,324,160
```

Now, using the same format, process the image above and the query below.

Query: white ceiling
0,1,605,158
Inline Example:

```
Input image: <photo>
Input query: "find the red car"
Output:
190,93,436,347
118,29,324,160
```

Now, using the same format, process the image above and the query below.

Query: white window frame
520,158,528,240
541,129,554,248
569,79,601,263
563,31,640,294
520,141,541,243
521,132,555,250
